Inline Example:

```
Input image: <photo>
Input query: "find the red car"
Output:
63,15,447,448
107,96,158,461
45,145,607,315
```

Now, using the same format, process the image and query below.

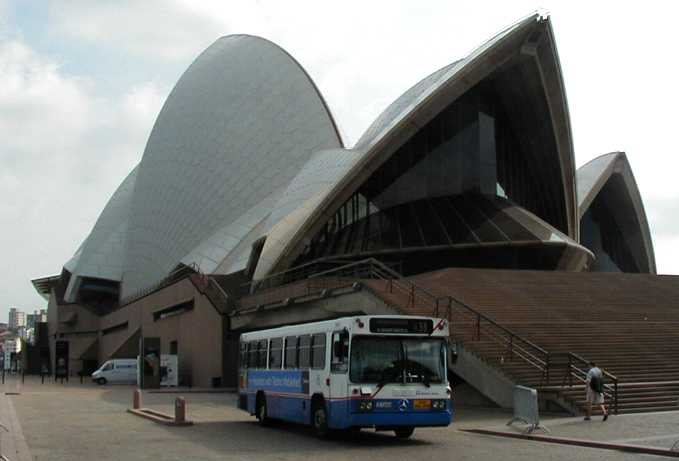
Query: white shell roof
64,12,609,298
252,11,574,279
253,148,365,280
64,166,138,301
65,34,343,300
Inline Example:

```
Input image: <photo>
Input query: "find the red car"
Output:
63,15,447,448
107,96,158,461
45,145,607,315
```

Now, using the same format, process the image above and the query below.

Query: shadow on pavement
156,418,432,455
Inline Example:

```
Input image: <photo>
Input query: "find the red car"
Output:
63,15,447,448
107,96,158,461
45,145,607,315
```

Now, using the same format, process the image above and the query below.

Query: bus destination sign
369,318,433,334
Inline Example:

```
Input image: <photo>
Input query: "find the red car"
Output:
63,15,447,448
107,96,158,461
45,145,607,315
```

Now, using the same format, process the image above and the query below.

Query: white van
91,359,137,385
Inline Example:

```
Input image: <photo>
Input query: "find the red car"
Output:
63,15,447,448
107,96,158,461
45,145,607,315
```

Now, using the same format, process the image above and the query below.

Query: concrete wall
46,292,101,376
451,343,515,409
97,278,224,388
47,277,225,387
231,286,398,331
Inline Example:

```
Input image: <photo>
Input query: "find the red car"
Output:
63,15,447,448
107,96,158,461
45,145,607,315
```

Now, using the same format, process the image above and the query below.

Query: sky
1,1,678,322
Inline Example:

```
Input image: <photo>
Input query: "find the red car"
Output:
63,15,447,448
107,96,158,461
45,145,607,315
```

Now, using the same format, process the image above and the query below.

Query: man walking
585,361,609,421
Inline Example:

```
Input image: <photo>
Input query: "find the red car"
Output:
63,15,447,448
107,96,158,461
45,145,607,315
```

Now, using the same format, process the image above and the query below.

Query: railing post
508,335,513,361
410,284,415,308
545,353,550,385
614,380,618,415
475,313,480,341
568,354,572,387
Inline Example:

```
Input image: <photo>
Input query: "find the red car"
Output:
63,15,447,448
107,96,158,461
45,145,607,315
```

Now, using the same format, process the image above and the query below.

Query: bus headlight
432,400,447,410
358,401,373,411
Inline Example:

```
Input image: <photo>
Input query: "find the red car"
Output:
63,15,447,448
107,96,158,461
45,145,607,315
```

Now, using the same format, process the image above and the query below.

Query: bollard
175,397,186,424
41,373,45,384
133,389,142,410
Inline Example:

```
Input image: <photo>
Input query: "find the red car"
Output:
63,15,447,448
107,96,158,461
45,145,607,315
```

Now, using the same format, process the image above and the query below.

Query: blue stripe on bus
240,391,452,429
246,370,309,394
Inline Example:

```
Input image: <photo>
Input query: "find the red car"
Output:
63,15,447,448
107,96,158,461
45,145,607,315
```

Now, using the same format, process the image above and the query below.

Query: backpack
589,374,604,393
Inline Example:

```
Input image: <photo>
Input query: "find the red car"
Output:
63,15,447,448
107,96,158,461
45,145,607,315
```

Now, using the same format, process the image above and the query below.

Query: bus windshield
349,336,446,384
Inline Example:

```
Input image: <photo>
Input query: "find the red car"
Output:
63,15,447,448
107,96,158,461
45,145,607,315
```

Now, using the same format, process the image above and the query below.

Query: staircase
394,268,679,414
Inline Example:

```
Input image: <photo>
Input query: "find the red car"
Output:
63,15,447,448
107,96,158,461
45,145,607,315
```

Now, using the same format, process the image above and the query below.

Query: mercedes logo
398,399,409,412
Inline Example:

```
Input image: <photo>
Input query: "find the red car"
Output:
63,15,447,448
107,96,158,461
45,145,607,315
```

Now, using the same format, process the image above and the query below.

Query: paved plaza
1,375,678,460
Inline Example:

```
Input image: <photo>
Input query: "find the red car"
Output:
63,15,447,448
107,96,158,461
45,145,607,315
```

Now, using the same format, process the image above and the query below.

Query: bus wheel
394,427,414,438
256,395,268,426
311,400,329,438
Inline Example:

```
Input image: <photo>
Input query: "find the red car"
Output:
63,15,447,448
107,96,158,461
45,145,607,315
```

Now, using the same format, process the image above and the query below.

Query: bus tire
394,427,414,438
311,399,329,439
256,393,269,426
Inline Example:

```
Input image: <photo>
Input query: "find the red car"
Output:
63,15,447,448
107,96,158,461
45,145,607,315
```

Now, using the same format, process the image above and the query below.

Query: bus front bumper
348,409,452,428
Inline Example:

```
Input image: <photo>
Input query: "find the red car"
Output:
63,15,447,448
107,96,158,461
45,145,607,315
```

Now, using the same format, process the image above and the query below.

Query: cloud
0,40,91,165
0,36,166,317
48,0,223,61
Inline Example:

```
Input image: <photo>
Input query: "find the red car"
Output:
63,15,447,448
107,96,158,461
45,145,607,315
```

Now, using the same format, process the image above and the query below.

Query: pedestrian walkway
0,391,31,461
3,375,679,460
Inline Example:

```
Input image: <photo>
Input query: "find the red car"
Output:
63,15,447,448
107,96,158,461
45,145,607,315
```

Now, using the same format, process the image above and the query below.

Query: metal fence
507,385,548,433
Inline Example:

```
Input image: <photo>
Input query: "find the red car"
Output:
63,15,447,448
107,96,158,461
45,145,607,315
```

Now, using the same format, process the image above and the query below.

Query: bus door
328,329,350,428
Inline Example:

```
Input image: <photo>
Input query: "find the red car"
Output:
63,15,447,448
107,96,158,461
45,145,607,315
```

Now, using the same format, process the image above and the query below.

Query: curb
459,428,679,458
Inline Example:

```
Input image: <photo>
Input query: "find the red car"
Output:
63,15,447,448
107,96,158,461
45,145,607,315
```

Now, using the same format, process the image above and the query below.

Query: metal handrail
236,257,615,409
305,259,550,378
308,258,403,281
560,352,619,415
243,257,549,373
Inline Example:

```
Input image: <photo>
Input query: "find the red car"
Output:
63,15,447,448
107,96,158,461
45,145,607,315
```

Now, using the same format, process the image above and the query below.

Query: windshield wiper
378,364,401,387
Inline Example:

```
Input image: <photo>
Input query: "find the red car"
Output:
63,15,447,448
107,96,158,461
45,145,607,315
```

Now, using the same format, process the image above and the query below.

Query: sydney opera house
32,12,679,413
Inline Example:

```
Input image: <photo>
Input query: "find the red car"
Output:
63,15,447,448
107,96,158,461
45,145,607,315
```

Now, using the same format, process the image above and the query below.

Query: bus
238,315,452,438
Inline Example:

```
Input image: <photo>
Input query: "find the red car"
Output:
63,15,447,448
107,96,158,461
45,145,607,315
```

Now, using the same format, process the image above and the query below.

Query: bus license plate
414,399,431,410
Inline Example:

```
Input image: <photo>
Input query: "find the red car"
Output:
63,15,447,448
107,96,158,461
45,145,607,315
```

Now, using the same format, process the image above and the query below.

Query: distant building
8,308,26,330
26,309,47,329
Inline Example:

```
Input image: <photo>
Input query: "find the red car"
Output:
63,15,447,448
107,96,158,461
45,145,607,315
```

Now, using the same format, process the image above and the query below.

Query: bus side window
298,335,311,368
269,338,283,369
331,330,349,373
258,340,268,369
239,341,248,369
248,341,258,368
311,333,326,369
284,336,297,369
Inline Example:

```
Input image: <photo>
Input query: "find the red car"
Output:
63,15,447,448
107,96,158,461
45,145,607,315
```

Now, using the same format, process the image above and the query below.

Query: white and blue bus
238,315,452,438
